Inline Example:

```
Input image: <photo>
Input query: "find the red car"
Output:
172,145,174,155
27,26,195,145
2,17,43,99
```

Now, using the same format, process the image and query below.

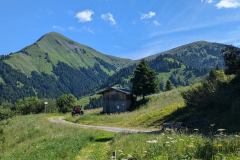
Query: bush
15,97,44,115
0,106,14,121
0,102,14,120
57,94,76,113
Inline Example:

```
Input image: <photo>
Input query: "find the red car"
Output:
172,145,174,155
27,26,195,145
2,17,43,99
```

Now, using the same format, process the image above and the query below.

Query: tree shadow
149,74,240,134
129,98,149,111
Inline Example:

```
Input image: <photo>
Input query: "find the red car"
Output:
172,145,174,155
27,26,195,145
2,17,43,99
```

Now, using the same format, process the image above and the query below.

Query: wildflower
210,123,215,127
217,129,226,132
179,138,184,141
146,140,158,144
187,144,195,148
165,141,170,144
167,136,174,140
171,140,177,143
217,144,223,147
194,129,199,131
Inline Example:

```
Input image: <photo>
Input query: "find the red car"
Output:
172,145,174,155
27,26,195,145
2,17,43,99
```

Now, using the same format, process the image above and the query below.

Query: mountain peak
37,32,67,42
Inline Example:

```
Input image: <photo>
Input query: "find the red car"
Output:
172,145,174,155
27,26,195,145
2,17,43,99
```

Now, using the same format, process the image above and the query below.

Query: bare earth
48,117,160,133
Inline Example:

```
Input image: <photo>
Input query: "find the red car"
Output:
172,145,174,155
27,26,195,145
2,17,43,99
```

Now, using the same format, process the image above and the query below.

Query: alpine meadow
1,0,240,160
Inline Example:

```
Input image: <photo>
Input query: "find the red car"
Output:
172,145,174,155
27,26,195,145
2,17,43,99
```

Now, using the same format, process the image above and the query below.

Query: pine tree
131,60,158,99
165,80,173,91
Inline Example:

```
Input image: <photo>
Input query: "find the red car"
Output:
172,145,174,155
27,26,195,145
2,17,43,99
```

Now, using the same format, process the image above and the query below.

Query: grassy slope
0,114,115,160
66,87,189,129
4,32,131,75
1,91,240,159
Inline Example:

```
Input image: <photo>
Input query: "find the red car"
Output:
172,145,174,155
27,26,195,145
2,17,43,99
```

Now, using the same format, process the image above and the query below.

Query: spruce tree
165,80,173,91
131,60,158,99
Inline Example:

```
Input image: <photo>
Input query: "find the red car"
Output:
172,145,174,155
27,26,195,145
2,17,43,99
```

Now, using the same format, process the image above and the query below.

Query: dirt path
49,117,160,134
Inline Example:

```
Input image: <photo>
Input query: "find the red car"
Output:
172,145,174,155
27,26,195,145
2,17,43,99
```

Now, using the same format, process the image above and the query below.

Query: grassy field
66,87,188,129
0,114,115,160
1,84,240,159
1,114,240,160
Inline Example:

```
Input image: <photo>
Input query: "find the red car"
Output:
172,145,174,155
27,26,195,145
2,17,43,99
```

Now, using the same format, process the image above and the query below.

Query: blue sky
0,0,240,59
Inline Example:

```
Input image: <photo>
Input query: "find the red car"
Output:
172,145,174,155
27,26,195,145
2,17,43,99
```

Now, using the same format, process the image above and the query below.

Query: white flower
146,140,158,144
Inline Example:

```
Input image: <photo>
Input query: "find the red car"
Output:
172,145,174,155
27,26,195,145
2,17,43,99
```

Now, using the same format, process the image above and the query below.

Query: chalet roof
97,87,132,95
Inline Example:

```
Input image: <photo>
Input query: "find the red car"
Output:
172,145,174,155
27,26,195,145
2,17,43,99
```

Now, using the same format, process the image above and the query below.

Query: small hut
97,87,135,113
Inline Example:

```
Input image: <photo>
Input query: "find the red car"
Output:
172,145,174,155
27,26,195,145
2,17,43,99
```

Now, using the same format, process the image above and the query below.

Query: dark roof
97,87,132,95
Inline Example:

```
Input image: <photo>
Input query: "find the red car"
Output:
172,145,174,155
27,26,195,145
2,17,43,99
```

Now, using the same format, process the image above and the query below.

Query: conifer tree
165,80,173,91
131,60,158,99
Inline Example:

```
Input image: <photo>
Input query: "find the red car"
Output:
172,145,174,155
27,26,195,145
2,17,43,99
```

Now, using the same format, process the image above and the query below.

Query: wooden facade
98,87,135,113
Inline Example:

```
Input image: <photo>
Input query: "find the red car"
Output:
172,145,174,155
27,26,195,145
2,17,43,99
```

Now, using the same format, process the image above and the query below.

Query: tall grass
66,87,188,129
110,133,240,160
1,114,240,160
0,114,114,160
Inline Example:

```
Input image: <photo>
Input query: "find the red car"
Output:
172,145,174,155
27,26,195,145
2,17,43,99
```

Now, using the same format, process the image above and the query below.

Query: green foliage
223,45,240,75
165,79,173,91
0,106,14,121
15,97,45,115
174,67,240,132
57,94,76,113
131,60,159,98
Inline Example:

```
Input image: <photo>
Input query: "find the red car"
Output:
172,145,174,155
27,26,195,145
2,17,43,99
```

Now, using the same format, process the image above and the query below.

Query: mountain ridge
0,32,237,102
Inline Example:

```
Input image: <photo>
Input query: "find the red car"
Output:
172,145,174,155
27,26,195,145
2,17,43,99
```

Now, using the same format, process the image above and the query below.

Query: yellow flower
217,144,223,147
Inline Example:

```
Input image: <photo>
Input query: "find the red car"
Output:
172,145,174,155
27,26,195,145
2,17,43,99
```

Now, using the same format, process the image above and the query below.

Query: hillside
4,32,131,75
0,32,132,101
1,88,240,159
104,41,231,89
0,32,237,102
66,86,187,129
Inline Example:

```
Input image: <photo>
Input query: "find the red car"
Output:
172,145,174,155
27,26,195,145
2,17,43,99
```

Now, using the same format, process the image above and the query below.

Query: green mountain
4,32,131,75
104,41,230,90
0,32,236,102
0,32,132,102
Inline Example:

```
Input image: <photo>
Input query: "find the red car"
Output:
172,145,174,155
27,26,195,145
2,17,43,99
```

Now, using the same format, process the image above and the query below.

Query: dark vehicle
71,106,84,116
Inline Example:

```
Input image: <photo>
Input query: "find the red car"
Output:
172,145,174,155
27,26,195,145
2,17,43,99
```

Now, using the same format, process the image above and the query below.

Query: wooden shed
98,87,135,113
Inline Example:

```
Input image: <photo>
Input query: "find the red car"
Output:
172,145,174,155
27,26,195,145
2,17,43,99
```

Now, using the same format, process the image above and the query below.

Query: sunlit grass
0,114,114,160
110,133,240,160
66,87,187,129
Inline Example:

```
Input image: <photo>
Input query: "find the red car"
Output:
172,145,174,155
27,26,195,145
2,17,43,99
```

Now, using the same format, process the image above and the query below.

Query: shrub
57,94,76,113
15,97,44,115
0,106,14,121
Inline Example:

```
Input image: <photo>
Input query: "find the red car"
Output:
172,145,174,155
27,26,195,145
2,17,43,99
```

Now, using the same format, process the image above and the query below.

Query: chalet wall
102,90,132,113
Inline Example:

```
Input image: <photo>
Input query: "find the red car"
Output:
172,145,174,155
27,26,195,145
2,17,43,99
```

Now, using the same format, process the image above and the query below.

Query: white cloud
153,20,161,26
201,0,214,3
216,0,240,8
75,10,94,23
101,13,117,25
141,11,156,20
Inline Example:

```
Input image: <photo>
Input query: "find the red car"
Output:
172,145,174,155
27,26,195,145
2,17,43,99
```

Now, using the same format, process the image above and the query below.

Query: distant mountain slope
0,32,132,102
4,32,131,75
104,41,232,90
0,32,236,102
147,41,226,70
